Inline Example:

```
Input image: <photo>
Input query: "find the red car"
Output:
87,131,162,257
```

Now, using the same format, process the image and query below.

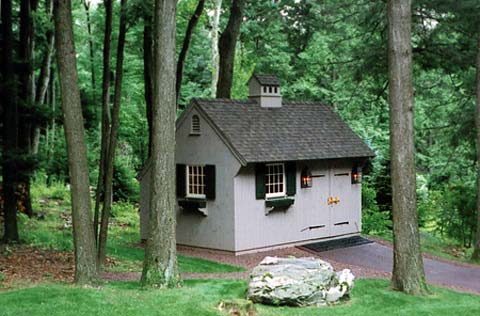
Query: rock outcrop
247,256,354,307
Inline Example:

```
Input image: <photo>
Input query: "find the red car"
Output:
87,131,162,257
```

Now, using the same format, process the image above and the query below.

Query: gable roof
186,98,374,165
251,74,281,86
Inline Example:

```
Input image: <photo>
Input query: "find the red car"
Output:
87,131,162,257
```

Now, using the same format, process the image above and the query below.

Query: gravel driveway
317,242,480,294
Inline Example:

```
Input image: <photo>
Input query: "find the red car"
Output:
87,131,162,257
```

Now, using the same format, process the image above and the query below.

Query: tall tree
1,0,20,243
176,0,206,103
141,0,180,287
32,0,55,155
387,0,428,294
473,30,480,262
94,0,114,242
98,0,128,267
53,0,98,284
17,0,38,218
216,0,246,98
83,0,97,109
209,0,222,98
143,10,154,157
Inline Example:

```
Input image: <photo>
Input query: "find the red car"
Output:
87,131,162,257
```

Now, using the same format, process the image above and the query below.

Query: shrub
362,180,391,235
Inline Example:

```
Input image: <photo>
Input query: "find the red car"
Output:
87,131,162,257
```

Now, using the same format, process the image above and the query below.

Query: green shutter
285,162,296,196
255,164,266,199
176,164,186,198
205,165,216,200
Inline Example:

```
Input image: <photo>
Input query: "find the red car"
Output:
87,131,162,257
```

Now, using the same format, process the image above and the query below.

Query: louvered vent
191,115,200,135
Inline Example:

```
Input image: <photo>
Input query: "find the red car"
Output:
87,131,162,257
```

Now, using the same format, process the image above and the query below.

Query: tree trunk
18,0,37,218
98,0,128,267
216,0,246,99
32,0,55,155
176,0,205,104
209,0,222,98
94,0,114,243
143,16,154,157
53,0,98,284
141,0,180,287
83,0,97,109
387,0,428,295
472,31,480,262
1,0,20,243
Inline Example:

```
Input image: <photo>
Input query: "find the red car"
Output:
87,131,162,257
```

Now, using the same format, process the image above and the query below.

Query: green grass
21,183,244,275
0,279,478,316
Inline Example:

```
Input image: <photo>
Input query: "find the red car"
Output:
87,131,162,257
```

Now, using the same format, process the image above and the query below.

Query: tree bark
53,0,98,284
387,0,428,295
17,0,37,218
472,31,480,262
216,0,246,99
176,0,205,103
98,0,128,267
209,0,222,98
1,0,20,243
143,15,154,157
141,0,180,287
94,0,114,243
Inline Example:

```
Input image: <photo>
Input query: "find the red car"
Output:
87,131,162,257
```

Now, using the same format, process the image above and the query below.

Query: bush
113,156,139,202
362,180,392,235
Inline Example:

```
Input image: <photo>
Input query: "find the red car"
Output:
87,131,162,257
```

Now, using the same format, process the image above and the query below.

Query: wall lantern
351,166,362,184
301,167,313,188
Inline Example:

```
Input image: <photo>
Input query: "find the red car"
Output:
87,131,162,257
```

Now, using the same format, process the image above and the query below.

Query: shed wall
233,159,361,253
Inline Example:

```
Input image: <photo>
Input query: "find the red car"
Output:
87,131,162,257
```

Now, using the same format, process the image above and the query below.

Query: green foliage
362,179,391,235
0,279,479,316
113,156,140,202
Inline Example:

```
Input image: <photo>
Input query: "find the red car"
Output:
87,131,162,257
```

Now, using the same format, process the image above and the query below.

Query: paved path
318,242,480,294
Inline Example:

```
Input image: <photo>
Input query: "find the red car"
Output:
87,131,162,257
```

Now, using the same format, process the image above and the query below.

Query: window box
178,198,207,216
265,197,294,215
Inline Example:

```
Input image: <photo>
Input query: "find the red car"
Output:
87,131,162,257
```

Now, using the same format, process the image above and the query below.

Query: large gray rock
246,256,354,307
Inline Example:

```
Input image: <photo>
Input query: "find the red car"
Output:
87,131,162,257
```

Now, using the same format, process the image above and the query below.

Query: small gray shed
139,74,374,255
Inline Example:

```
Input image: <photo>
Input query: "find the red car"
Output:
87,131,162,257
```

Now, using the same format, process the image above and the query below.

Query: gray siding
140,107,242,251
233,160,361,253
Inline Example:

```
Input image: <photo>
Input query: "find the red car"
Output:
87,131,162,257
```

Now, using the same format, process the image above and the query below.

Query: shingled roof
251,74,281,86
187,98,374,165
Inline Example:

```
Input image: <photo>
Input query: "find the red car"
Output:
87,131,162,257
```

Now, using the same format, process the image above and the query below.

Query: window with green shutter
255,162,296,199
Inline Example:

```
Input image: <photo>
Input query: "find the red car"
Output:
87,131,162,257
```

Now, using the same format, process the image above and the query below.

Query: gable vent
191,114,200,135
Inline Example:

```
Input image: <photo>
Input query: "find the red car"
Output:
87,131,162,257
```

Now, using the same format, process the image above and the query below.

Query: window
268,86,273,93
263,86,267,93
191,115,200,135
186,165,205,198
274,86,278,94
265,163,286,198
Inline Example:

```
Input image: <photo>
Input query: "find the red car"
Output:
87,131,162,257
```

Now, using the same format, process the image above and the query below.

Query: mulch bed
0,245,74,288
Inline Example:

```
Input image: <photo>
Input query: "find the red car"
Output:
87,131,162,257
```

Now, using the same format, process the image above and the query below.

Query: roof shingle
191,98,374,164
251,74,281,86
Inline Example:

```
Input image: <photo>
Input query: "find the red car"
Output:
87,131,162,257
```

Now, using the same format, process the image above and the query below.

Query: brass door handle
327,197,340,205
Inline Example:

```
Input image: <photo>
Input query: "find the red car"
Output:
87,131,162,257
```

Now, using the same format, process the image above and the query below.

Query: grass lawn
0,279,479,316
15,183,244,276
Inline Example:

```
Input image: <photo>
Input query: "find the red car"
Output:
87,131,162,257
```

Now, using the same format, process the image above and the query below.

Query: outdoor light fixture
351,166,362,184
301,167,312,188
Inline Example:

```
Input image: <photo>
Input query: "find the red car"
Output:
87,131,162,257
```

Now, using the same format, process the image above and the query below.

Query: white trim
265,163,286,199
186,165,206,199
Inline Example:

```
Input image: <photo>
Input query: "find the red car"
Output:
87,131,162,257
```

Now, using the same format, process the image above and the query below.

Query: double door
306,162,359,239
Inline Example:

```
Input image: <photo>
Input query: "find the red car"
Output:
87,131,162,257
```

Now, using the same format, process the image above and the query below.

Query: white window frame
265,163,286,199
186,165,206,199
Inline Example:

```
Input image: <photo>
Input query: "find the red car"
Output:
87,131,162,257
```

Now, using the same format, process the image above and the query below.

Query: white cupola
248,74,282,108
